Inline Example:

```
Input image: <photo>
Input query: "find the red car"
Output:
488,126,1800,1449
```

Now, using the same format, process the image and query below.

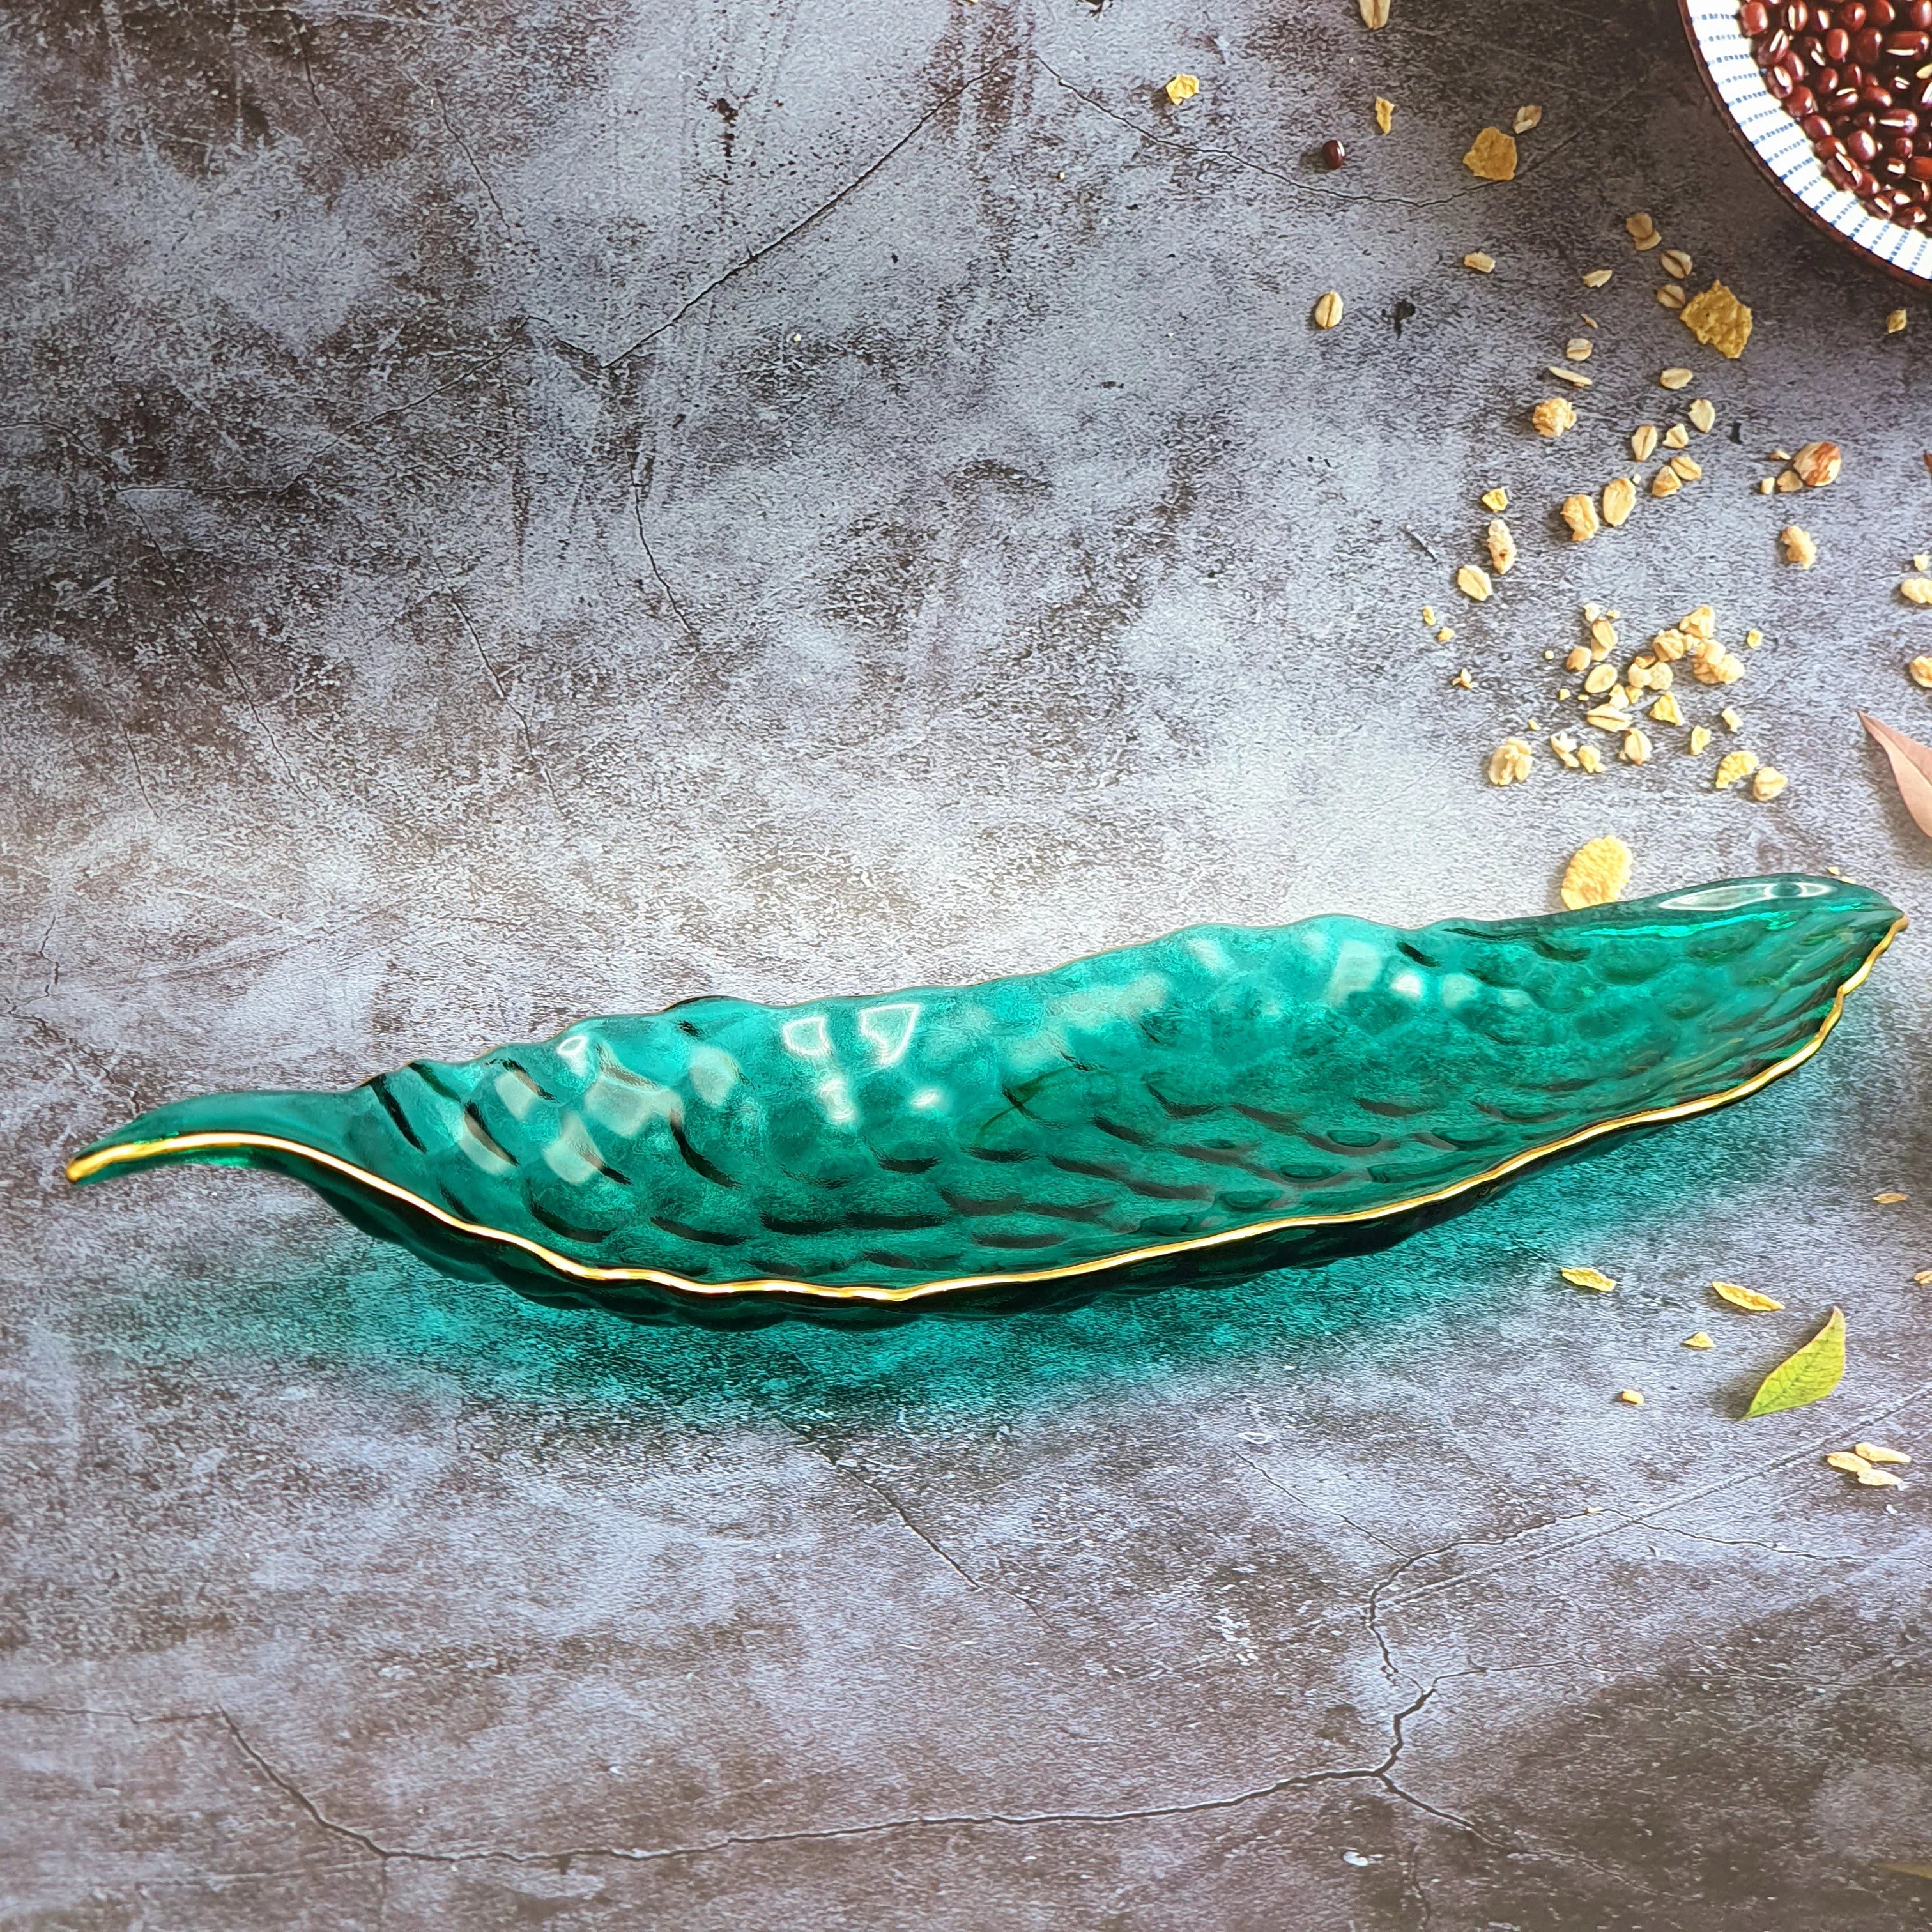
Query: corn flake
1680,280,1753,358
1463,126,1518,181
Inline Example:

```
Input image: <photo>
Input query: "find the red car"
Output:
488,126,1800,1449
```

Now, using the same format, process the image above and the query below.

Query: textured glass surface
68,874,1901,1327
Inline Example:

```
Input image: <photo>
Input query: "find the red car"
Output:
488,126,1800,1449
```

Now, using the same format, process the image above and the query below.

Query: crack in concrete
1226,1445,1407,1556
1361,1515,1573,1685
401,59,515,244
215,1710,445,1869
1377,1377,1932,1617
1607,1512,1855,1561
631,492,703,644
435,579,566,824
273,345,521,498
6,1683,1497,1869
603,71,988,369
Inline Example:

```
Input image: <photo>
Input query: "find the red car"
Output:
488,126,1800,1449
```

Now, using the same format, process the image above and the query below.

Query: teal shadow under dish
67,875,1904,1329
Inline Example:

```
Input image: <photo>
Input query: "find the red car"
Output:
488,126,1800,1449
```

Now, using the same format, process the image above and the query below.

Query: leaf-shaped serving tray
68,875,1902,1329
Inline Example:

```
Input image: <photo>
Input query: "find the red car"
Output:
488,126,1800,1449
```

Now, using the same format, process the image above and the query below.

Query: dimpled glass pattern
68,874,1901,1328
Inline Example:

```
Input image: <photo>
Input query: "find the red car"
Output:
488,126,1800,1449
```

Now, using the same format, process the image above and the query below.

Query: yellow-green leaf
1744,1307,1846,1420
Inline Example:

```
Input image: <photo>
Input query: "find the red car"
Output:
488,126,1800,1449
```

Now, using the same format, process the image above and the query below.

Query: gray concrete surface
6,0,1932,1924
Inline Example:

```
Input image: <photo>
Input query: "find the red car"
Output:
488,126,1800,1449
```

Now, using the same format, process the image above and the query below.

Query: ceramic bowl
1679,0,1932,287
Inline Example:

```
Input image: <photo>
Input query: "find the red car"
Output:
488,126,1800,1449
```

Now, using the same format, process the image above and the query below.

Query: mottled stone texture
4,0,1932,1926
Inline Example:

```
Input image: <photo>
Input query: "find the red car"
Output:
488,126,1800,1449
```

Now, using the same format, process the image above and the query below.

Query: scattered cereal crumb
1457,562,1494,601
1487,519,1516,574
1657,282,1687,310
1437,625,1454,642
1745,628,1763,648
1602,475,1637,527
1650,690,1683,725
1689,397,1715,434
1680,280,1753,358
1660,247,1694,279
1752,766,1787,801
1670,453,1703,481
1488,737,1533,785
1547,364,1593,387
1532,395,1577,438
1617,1388,1644,1406
1651,466,1682,498
1560,838,1631,910
1690,724,1712,753
1827,1450,1874,1474
1359,0,1391,26
1757,477,1775,494
1857,1442,1913,1465
1915,1269,1932,1285
1793,440,1841,487
1463,126,1518,181
1582,268,1613,288
1887,308,1909,335
1909,656,1932,688
1561,493,1600,542
1464,250,1497,273
1664,422,1691,450
1480,486,1509,512
1720,705,1742,730
1631,423,1659,462
1901,579,1932,607
1660,367,1694,390
1450,666,1473,689
1565,336,1592,360
1561,1264,1617,1291
1164,73,1199,104
1313,289,1345,330
1858,1468,1906,1489
1775,468,1805,493
1780,525,1818,568
1684,1331,1715,1349
1714,749,1761,790
1875,1191,1908,1204
1374,95,1395,134
1514,103,1542,134
1622,728,1652,764
1713,1279,1781,1310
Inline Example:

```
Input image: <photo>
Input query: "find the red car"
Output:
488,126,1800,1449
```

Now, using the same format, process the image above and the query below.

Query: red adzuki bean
1742,0,1932,227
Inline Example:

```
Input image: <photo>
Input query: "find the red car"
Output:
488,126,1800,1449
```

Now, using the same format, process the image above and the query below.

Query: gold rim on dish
66,914,1904,1305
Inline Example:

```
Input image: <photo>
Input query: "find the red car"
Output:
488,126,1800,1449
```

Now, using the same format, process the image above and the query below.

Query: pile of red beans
1738,0,1932,229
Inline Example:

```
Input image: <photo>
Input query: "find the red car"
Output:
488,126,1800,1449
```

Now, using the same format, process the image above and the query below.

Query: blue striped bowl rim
1683,0,1932,285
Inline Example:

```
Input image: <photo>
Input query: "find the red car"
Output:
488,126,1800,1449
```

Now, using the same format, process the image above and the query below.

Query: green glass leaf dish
67,874,1902,1330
